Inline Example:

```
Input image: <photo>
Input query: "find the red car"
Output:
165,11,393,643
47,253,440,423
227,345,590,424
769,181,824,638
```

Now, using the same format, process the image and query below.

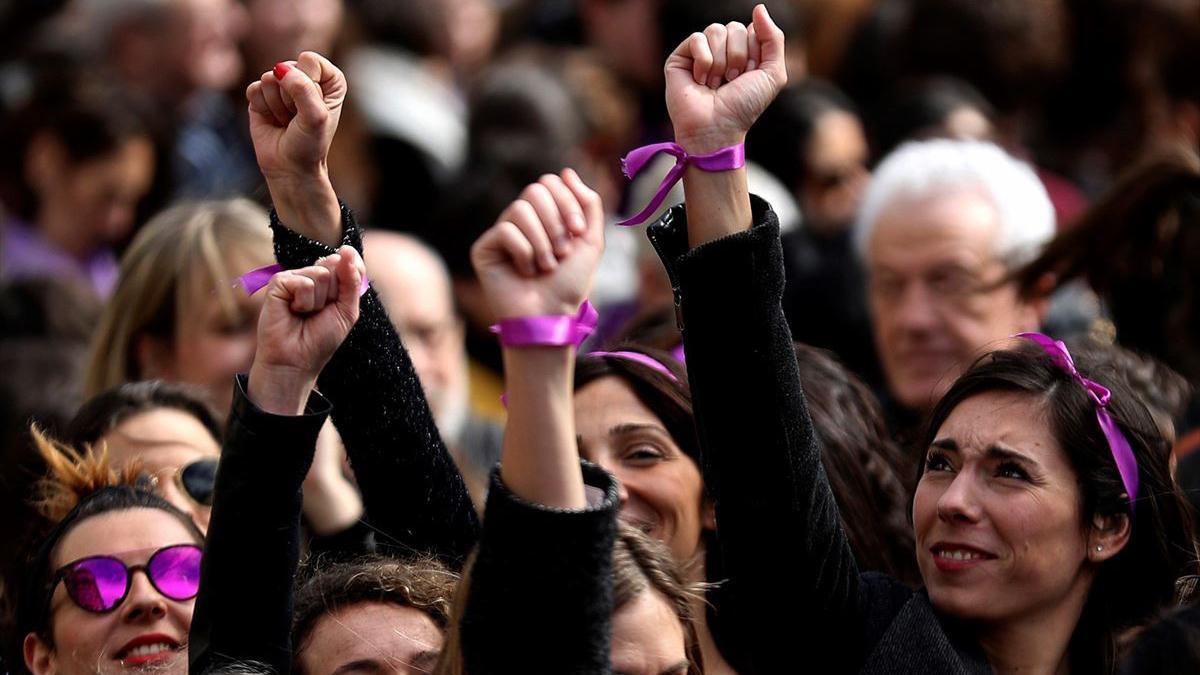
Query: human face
25,508,198,675
100,409,221,532
913,392,1094,625
244,0,343,74
611,591,690,675
297,601,443,675
575,377,711,564
178,0,246,92
36,137,155,253
800,110,869,235
867,191,1041,411
167,281,264,417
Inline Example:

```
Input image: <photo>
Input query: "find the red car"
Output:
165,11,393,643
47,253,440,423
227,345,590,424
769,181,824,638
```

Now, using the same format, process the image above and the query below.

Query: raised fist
246,51,346,184
471,170,604,321
665,4,787,154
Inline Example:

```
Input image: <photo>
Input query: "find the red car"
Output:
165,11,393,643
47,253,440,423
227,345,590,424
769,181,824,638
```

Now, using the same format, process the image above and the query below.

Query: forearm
499,347,586,510
678,135,753,249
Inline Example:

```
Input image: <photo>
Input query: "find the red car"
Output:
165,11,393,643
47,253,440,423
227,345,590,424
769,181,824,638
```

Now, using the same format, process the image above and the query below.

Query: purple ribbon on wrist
618,141,746,226
490,301,599,348
1017,332,1140,513
236,263,371,297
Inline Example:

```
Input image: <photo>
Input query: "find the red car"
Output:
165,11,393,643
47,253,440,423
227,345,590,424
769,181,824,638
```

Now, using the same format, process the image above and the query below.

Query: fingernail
542,253,558,270
709,74,722,89
273,62,292,80
557,236,574,254
747,59,757,71
728,69,740,79
570,213,586,232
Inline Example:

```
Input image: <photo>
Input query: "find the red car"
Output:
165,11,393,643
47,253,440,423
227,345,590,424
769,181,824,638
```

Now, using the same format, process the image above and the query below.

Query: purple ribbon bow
490,300,598,348
1017,332,1139,512
237,263,371,297
617,142,746,226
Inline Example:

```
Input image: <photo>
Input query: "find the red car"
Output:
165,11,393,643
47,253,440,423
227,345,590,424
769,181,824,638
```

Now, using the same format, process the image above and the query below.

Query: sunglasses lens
66,558,128,612
180,459,218,506
147,546,202,601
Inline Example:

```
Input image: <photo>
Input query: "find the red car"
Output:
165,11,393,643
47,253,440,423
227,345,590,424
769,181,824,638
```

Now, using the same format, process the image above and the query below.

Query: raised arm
456,171,623,672
649,7,867,671
190,248,364,674
247,52,480,566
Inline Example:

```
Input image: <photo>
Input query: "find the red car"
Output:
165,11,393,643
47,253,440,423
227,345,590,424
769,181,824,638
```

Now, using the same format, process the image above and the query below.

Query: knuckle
704,23,724,36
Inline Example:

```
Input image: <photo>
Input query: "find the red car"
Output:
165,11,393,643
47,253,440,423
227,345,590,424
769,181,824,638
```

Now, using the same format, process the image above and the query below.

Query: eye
925,450,953,473
623,443,665,464
996,461,1030,481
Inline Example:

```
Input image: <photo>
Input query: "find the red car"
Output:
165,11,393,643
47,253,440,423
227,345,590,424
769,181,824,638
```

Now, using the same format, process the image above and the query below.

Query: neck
37,203,97,259
975,581,1092,675
688,556,739,675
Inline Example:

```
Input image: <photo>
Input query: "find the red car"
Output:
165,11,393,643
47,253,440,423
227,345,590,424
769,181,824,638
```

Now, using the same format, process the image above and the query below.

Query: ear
1018,272,1055,330
24,132,66,195
1087,511,1132,564
24,632,55,675
701,495,717,532
135,333,176,379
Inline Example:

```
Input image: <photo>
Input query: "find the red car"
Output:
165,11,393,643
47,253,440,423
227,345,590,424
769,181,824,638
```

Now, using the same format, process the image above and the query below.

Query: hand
246,51,345,246
470,170,604,320
248,246,365,414
665,4,787,153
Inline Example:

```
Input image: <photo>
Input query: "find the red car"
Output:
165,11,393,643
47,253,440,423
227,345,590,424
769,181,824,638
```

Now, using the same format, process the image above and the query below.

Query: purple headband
587,350,679,383
1017,332,1139,512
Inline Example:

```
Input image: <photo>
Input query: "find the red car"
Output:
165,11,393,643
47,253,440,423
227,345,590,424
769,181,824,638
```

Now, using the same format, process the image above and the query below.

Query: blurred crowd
2,0,1200,673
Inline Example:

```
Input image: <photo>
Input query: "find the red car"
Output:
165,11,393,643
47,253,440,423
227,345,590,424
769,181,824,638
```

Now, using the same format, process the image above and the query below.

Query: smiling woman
13,433,204,675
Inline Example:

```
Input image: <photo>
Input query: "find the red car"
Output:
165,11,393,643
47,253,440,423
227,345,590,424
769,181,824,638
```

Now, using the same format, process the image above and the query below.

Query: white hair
853,139,1055,267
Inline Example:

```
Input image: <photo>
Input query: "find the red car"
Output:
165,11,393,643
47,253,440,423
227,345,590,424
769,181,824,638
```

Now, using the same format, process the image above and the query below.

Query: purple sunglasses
50,544,203,613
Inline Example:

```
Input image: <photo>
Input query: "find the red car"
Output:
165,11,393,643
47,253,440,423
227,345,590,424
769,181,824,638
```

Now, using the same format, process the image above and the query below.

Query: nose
119,571,169,624
893,281,941,335
936,471,983,525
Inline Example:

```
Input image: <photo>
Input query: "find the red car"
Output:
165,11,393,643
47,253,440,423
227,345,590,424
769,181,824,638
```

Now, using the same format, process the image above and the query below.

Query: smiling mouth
115,640,182,666
935,549,988,562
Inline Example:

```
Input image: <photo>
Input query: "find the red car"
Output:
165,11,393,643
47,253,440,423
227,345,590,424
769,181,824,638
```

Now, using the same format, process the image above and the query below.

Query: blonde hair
84,199,272,397
28,425,143,524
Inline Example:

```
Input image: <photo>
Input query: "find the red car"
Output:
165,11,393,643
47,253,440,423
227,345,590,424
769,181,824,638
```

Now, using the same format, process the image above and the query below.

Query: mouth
930,543,997,571
115,634,182,667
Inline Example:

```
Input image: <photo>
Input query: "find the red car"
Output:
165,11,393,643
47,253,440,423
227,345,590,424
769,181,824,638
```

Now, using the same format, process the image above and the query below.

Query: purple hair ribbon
490,301,598,348
237,263,370,297
1017,332,1139,512
587,350,679,382
617,142,746,226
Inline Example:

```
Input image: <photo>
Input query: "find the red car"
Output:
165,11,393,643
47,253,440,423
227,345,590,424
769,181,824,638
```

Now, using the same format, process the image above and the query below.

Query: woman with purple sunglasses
14,473,204,675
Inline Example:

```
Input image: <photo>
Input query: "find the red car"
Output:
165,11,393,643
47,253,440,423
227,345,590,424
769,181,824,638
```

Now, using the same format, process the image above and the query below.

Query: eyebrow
609,422,670,437
409,650,441,670
930,438,1039,466
331,659,386,675
662,662,692,675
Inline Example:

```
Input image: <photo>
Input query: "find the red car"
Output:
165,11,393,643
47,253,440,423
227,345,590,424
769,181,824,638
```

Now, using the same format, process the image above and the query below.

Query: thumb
752,4,787,84
296,51,347,106
333,245,364,325
278,63,329,133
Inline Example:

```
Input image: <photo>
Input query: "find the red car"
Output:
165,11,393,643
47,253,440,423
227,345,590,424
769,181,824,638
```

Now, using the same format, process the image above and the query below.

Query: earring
1096,545,1103,553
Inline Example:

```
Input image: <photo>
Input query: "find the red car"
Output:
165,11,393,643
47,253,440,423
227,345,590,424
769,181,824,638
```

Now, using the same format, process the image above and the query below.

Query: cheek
911,479,939,542
49,609,112,662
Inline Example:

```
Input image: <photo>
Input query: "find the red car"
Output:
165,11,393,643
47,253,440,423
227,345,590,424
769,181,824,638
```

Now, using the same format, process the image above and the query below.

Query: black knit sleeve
270,205,481,568
646,197,866,673
189,375,331,675
459,463,621,675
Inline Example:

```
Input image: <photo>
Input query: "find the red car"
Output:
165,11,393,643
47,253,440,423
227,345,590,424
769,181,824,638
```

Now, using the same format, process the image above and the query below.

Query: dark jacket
460,464,621,674
646,197,990,675
189,205,480,674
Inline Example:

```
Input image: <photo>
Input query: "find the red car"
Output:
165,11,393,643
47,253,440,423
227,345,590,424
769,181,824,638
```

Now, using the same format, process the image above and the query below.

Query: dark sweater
646,198,990,675
460,464,621,674
189,205,481,674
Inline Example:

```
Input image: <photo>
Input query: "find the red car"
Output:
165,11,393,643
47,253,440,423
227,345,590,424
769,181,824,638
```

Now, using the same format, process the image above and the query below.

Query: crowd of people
3,0,1200,673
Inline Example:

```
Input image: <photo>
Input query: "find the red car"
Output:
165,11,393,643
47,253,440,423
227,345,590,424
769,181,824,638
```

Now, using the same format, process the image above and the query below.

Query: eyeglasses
50,544,203,613
138,458,218,507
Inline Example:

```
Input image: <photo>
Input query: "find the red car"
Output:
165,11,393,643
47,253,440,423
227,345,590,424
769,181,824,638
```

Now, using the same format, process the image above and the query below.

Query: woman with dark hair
13,433,204,675
636,6,1196,672
64,381,222,531
0,69,156,297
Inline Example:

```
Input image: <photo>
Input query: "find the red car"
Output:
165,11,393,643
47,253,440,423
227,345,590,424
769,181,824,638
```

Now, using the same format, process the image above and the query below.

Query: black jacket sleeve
189,375,331,675
270,204,481,568
459,464,621,674
646,197,866,673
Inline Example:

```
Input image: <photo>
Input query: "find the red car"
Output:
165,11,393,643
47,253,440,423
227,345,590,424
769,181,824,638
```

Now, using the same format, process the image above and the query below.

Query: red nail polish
273,62,291,80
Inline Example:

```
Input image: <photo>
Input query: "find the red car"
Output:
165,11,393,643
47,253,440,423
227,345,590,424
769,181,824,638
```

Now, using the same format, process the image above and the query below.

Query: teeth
125,643,173,658
937,550,984,561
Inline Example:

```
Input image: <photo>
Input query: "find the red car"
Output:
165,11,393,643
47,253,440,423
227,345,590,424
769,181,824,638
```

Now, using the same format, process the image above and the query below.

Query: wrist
247,361,318,416
490,301,597,349
673,131,746,156
264,168,342,247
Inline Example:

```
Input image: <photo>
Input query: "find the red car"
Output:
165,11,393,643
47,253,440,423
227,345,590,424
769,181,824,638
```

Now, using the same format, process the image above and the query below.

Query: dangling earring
1095,545,1103,553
